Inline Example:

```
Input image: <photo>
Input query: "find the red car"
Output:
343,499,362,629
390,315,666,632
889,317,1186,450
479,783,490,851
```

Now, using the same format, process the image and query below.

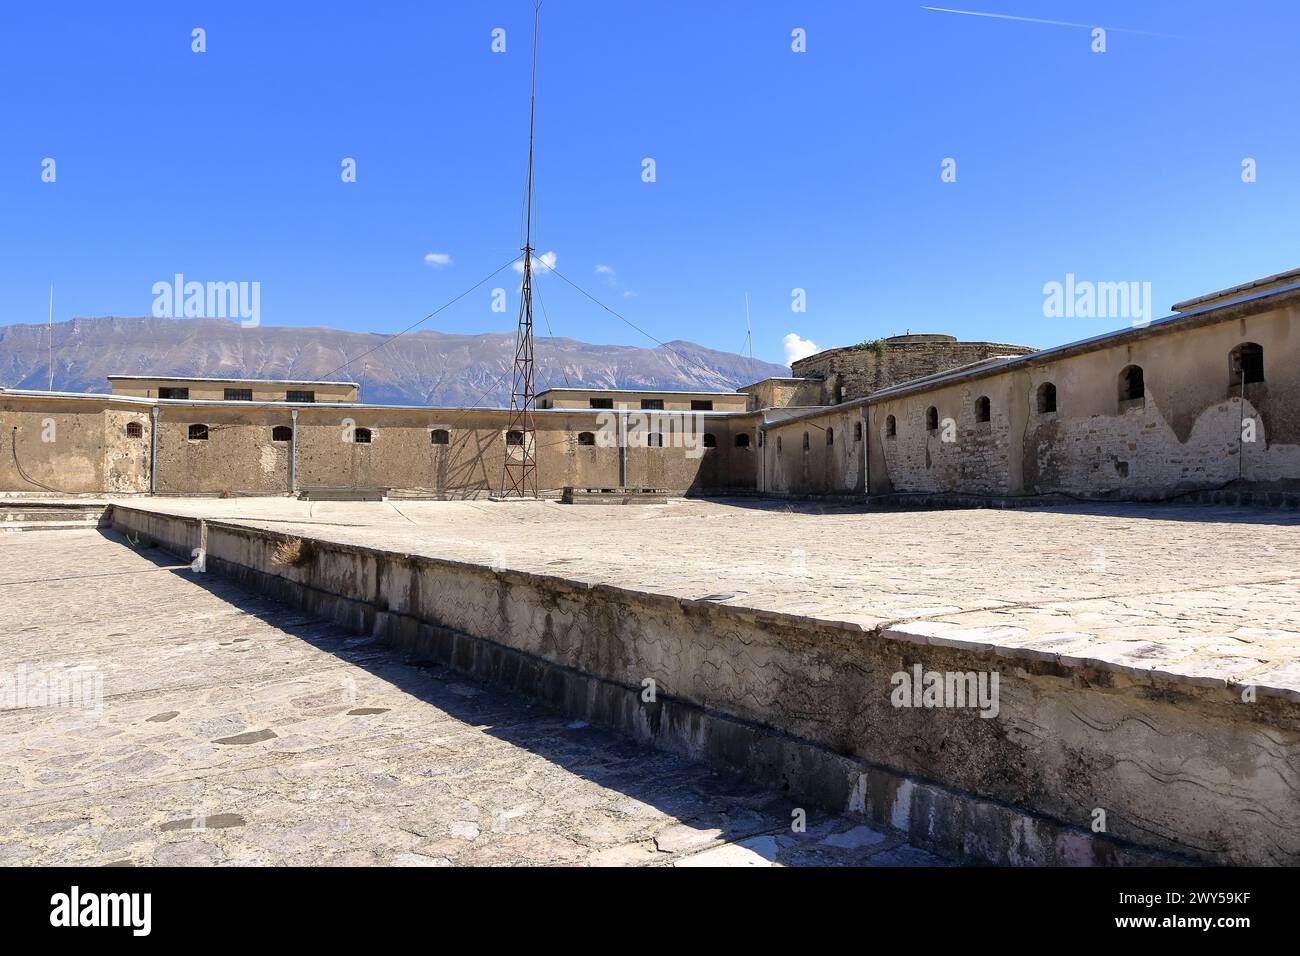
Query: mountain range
0,316,789,406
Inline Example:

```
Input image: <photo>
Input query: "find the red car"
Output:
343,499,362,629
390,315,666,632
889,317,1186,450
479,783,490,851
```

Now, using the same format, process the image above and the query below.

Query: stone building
790,333,1036,404
3,266,1299,504
107,375,359,403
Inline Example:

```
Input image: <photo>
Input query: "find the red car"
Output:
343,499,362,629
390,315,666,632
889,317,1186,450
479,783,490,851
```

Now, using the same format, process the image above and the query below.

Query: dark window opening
640,398,664,410
188,423,208,441
648,432,663,448
690,400,714,411
1036,382,1057,414
286,390,315,403
974,396,991,423
505,430,524,446
577,431,596,446
159,387,188,400
1119,365,1145,402
589,398,614,409
776,436,782,453
735,433,751,448
224,388,253,401
702,433,716,448
757,431,764,448
926,406,939,432
431,429,450,445
885,415,897,438
826,427,834,446
125,421,143,438
353,427,372,444
802,432,810,452
854,421,863,442
272,425,293,442
1229,343,1264,387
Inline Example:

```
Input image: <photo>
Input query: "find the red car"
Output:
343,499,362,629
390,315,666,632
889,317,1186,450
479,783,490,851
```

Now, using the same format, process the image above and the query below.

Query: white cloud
594,264,615,276
424,253,452,267
783,332,819,364
513,250,557,274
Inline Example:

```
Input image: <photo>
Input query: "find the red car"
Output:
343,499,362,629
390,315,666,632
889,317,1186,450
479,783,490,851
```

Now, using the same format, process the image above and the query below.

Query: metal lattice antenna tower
502,3,541,498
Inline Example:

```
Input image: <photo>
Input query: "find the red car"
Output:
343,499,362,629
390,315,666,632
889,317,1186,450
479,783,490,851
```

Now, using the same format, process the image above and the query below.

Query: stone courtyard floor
0,527,944,866
113,496,1300,700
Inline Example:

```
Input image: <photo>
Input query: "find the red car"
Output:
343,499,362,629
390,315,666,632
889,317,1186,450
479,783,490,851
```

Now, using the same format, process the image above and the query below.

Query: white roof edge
107,375,359,387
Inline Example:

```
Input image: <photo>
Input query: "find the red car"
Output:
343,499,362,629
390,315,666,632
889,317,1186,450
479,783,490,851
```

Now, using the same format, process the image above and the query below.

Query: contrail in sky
920,6,1189,39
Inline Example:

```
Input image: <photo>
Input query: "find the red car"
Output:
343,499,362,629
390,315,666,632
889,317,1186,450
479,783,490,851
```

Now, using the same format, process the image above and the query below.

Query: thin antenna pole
47,285,54,391
744,292,754,379
502,2,540,498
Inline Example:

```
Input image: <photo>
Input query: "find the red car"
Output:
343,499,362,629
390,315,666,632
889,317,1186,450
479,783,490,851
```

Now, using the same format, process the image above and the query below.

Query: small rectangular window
589,398,614,409
690,400,713,411
158,387,189,400
640,399,664,410
224,388,253,401
286,390,315,403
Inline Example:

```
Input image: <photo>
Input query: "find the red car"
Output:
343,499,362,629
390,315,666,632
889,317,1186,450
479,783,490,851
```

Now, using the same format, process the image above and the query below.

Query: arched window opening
272,425,293,442
188,424,209,441
353,427,373,444
431,429,450,445
926,407,939,432
577,431,596,446
1119,365,1145,403
126,421,143,438
974,396,991,423
885,415,897,438
1036,382,1057,414
1229,343,1264,387
702,433,717,448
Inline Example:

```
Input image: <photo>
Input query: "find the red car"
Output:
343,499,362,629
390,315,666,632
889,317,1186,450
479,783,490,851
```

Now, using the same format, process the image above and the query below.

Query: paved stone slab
0,528,940,866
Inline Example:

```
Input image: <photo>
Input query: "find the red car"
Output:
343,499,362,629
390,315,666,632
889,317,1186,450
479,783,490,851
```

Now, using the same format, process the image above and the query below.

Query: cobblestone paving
0,529,946,866
122,496,1300,699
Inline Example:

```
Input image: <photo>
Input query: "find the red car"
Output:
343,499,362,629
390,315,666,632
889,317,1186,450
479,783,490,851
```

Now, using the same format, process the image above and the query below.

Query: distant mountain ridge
0,316,789,406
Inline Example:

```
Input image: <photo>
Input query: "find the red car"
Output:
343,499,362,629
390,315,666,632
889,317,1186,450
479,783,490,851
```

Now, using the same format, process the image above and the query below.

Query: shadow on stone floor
100,530,940,866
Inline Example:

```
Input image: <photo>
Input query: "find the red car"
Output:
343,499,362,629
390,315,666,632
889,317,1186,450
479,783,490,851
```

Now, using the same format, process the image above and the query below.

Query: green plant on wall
857,337,889,357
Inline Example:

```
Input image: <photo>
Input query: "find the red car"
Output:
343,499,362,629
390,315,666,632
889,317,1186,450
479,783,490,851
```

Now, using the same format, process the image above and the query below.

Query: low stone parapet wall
108,504,1300,865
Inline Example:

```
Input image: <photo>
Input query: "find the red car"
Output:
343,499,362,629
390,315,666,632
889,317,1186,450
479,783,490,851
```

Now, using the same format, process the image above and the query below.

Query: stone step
0,506,109,532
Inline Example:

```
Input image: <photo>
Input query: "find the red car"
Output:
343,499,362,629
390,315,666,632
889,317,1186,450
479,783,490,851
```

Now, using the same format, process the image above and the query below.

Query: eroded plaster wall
0,394,761,496
0,398,149,495
868,304,1300,496
761,301,1300,499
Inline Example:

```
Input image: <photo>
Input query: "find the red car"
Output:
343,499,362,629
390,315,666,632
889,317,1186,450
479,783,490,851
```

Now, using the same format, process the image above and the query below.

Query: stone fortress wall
763,278,1300,501
3,268,1300,504
791,334,1037,404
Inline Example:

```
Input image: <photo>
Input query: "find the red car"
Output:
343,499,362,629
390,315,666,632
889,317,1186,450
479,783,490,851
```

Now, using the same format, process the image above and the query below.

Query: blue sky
1,1,1297,366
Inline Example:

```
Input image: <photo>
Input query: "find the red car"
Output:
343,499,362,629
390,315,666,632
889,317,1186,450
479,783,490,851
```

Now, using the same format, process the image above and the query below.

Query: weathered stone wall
740,378,827,410
867,301,1300,497
760,408,867,496
792,335,1036,403
761,298,1300,499
0,397,149,495
0,394,762,496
